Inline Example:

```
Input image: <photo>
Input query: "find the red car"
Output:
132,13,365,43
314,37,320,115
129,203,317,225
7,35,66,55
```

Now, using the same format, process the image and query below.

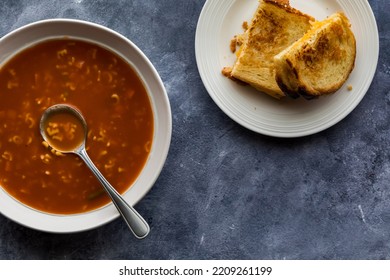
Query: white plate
0,19,172,233
195,0,379,137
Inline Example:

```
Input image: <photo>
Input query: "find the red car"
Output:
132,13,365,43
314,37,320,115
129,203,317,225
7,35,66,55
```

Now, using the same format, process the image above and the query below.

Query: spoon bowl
40,104,150,239
40,104,87,153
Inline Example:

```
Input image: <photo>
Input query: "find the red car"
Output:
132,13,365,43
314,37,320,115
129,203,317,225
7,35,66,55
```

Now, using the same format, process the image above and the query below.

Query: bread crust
263,0,310,19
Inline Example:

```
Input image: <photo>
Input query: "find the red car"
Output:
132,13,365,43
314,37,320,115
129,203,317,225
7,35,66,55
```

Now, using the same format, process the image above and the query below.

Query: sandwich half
274,12,356,99
226,0,315,99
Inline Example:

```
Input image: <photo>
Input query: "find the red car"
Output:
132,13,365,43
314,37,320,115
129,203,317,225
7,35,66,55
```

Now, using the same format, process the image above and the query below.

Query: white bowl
0,19,172,233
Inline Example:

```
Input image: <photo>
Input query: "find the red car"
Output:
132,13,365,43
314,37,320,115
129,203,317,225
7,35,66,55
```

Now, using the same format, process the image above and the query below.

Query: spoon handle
78,148,150,239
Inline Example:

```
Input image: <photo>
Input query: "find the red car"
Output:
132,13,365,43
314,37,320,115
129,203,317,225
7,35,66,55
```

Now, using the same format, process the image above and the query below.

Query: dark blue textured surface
0,0,389,260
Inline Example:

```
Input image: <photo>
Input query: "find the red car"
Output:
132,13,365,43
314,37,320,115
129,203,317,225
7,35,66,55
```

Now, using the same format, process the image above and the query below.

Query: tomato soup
0,39,154,214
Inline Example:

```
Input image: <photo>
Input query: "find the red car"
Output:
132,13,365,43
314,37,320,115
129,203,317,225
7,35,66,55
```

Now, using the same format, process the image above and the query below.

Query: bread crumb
230,36,237,53
222,67,233,78
242,21,248,30
347,85,353,91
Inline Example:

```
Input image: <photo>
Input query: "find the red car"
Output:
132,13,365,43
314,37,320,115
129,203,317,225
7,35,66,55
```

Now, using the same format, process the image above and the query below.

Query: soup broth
0,39,154,214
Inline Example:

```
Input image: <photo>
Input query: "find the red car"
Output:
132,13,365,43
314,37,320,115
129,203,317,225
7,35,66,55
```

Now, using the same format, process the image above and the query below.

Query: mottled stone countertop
0,0,389,260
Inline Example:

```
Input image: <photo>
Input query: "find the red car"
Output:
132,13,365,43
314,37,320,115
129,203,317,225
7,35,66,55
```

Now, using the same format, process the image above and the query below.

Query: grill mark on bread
276,76,299,99
286,58,298,79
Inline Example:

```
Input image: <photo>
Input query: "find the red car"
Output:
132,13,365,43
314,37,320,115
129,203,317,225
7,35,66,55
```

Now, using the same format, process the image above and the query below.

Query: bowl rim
0,18,172,233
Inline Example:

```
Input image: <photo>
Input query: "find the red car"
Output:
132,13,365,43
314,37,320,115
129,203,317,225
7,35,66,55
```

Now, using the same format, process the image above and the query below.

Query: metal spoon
40,104,150,239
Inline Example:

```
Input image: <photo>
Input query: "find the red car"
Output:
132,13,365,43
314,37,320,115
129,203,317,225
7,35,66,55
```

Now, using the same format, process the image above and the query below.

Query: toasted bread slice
229,0,314,99
274,12,356,99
